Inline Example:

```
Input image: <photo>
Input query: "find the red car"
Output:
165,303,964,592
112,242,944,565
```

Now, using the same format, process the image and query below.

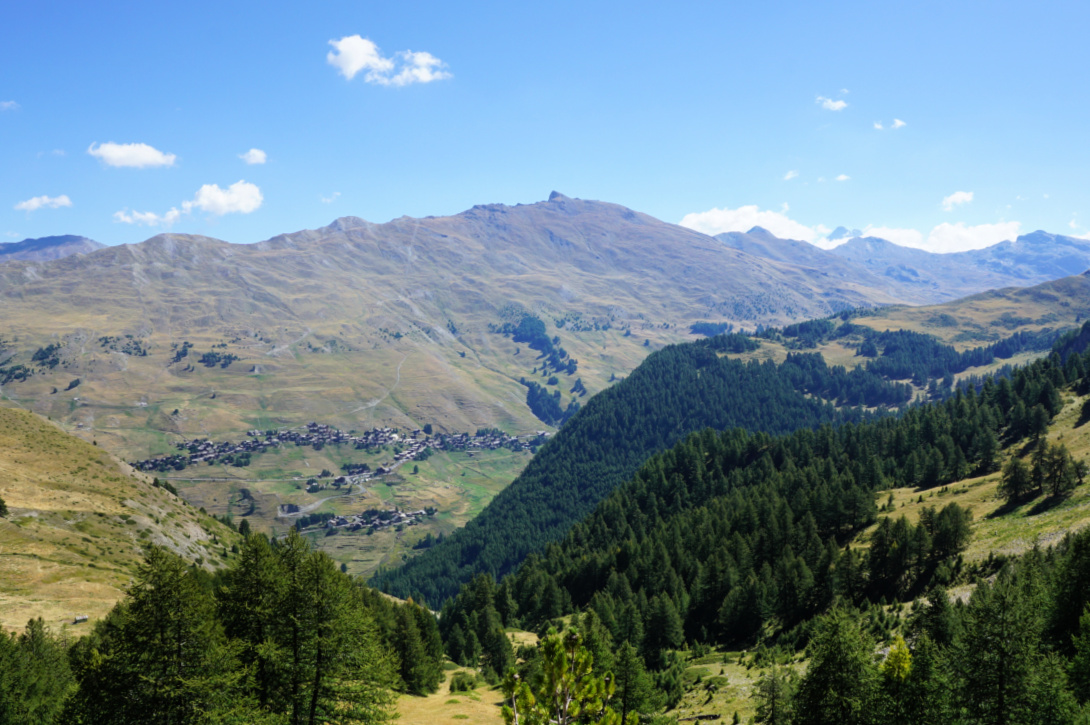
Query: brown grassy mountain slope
854,271,1090,344
0,406,239,631
0,193,905,459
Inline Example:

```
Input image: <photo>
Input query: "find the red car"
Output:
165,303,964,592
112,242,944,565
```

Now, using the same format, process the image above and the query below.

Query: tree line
0,530,446,724
372,341,874,604
373,320,1066,606
427,322,1090,720
752,527,1090,724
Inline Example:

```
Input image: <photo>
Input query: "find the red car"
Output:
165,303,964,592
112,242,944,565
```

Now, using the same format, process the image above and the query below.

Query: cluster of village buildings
299,506,436,534
130,422,548,474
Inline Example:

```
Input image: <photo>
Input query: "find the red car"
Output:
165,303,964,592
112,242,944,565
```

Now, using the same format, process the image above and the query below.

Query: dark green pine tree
394,604,442,695
999,455,1033,504
955,562,1050,725
286,531,397,725
754,664,796,725
612,640,655,724
793,608,879,725
218,532,286,711
0,617,75,725
896,635,952,725
66,546,258,724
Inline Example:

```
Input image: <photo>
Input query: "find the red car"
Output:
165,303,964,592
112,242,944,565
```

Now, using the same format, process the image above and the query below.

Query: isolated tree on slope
501,628,633,725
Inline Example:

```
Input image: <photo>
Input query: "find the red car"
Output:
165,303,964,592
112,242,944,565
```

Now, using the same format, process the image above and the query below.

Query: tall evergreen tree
794,609,878,725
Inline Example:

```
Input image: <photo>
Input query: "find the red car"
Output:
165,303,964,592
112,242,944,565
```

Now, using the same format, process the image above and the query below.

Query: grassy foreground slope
0,407,239,631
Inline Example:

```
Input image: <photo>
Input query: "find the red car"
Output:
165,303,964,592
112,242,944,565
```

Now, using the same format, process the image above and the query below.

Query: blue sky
2,1,1088,252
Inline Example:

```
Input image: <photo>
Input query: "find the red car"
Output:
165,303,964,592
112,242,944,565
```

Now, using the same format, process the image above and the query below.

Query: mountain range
718,227,1090,303
2,194,1090,463
0,193,900,459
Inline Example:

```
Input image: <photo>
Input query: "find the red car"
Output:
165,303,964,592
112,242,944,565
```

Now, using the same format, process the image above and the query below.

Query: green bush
449,671,480,693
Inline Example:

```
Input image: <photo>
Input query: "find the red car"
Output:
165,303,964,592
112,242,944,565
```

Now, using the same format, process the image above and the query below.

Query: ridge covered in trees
426,323,1090,721
373,323,1061,605
372,340,877,603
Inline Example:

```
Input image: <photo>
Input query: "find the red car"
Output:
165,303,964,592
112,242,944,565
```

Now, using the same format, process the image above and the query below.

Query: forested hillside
371,337,877,603
373,323,1061,604
439,324,1090,723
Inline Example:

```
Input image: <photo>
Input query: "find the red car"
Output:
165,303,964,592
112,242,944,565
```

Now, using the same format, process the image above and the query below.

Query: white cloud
836,174,850,182
875,118,906,130
942,190,974,211
927,221,1020,252
784,170,798,181
859,225,925,248
0,101,19,111
239,148,267,165
676,209,1020,253
184,180,263,215
1071,218,1079,230
115,180,262,227
679,204,828,243
14,194,72,212
678,203,1020,254
5,231,18,238
88,141,176,168
327,35,394,80
328,35,450,86
816,95,847,111
321,192,341,204
388,50,451,86
113,208,183,226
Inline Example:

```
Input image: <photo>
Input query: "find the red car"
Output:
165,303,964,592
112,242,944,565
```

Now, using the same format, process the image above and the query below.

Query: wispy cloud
836,174,850,182
679,204,829,243
321,192,341,204
859,226,924,248
14,194,72,212
942,190,974,211
88,142,176,168
928,221,1019,252
816,95,847,111
328,35,451,86
239,148,267,165
875,118,906,130
115,180,262,227
0,101,19,112
114,208,183,226
783,170,798,181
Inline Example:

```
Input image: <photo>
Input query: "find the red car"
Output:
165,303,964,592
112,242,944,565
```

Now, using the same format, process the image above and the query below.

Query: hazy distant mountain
827,226,862,241
718,227,1090,303
832,231,1090,300
0,234,104,263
